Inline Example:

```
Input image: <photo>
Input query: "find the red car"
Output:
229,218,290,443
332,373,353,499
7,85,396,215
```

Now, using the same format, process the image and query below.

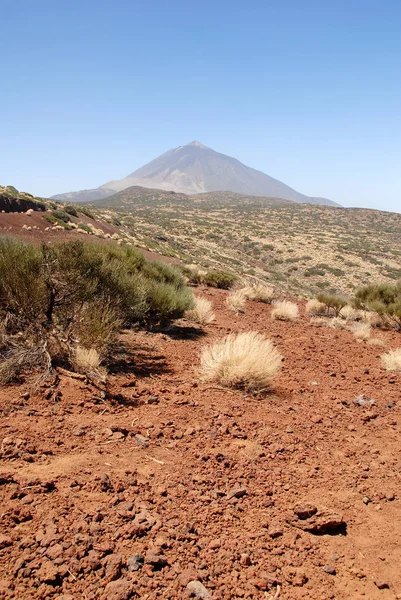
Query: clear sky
1,0,400,212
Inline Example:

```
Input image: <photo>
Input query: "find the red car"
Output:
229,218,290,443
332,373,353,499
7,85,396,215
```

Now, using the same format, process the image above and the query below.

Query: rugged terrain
52,141,336,206
0,288,400,599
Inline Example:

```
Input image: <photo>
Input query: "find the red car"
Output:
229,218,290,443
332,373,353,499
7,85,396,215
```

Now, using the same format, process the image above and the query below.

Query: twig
144,454,164,465
267,585,281,599
203,385,235,394
56,366,86,380
67,569,77,581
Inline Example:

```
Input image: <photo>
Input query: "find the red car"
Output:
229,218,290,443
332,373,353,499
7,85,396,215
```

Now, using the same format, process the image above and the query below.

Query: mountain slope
52,141,337,206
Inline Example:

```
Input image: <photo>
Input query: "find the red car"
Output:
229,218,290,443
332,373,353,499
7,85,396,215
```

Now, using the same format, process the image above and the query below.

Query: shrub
317,293,347,317
72,347,104,378
200,332,282,391
51,209,71,223
64,205,78,217
351,322,371,341
271,300,299,321
242,283,275,304
226,288,247,313
355,282,401,330
79,207,95,219
0,238,193,381
340,305,363,321
380,348,401,371
77,222,91,233
202,270,237,289
305,299,328,316
185,296,215,324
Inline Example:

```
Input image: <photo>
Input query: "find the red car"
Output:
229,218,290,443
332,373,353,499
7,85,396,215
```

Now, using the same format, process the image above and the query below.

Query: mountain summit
52,142,336,205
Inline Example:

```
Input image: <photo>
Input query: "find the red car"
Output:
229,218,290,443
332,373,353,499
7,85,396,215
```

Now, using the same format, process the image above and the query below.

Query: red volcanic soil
0,289,400,599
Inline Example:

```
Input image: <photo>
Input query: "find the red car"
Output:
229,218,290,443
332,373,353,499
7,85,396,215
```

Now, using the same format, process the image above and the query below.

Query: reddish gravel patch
0,288,400,599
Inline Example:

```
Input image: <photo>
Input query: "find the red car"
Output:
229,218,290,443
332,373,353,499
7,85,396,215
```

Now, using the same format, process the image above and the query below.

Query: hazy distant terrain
52,141,337,206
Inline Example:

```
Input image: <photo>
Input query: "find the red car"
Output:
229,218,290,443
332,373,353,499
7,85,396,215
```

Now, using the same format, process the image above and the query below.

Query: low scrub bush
340,305,363,321
185,296,215,324
351,322,371,341
200,331,282,391
355,282,401,330
271,300,299,321
202,270,237,289
64,205,78,217
305,299,329,316
0,238,192,382
316,293,347,317
242,283,275,304
380,348,401,371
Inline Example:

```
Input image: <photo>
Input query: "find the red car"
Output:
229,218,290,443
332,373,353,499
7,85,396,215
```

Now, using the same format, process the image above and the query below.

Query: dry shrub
362,311,384,328
226,288,247,313
305,299,328,316
185,296,215,324
380,348,401,371
200,331,282,391
367,338,386,348
351,322,371,341
243,283,275,304
271,301,299,321
340,305,363,321
328,317,349,330
72,346,104,377
310,316,330,327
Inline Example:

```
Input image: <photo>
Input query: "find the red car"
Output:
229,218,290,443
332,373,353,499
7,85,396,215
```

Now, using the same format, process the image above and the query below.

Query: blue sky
1,0,400,211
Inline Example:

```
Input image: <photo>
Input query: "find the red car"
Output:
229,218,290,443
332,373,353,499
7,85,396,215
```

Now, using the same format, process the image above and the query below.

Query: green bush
64,205,78,217
51,209,71,223
79,207,95,219
0,238,193,381
355,281,401,329
316,293,347,316
202,270,238,289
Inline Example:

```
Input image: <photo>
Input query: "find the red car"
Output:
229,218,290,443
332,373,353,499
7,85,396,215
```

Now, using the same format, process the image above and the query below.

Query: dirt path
1,288,400,599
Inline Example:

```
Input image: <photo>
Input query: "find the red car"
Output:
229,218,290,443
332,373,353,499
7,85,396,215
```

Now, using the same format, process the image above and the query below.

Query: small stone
178,569,201,587
145,550,168,569
208,539,221,549
147,395,159,404
363,496,371,505
127,554,144,572
0,535,12,549
353,395,375,407
240,553,251,566
323,565,336,575
186,580,212,599
268,523,283,538
286,426,293,433
386,491,395,501
227,487,246,499
102,578,134,600
72,425,86,436
134,434,148,447
374,580,390,590
294,504,318,520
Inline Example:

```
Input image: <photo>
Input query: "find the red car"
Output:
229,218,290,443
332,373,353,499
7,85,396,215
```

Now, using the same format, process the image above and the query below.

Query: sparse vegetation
185,296,215,324
226,288,247,313
271,300,299,321
355,281,401,330
305,298,328,316
200,331,282,391
380,348,401,371
317,293,347,317
0,238,193,382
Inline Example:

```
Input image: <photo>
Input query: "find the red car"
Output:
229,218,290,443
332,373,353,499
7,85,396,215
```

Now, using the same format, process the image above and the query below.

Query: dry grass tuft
226,289,247,313
327,317,349,330
362,311,384,328
242,283,275,304
305,299,328,316
367,337,386,348
185,296,215,324
340,305,363,321
380,348,401,371
271,300,299,321
351,322,371,341
200,331,282,391
72,347,102,376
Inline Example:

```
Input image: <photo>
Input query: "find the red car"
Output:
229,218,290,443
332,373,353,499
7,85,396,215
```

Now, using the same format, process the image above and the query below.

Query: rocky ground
0,288,400,600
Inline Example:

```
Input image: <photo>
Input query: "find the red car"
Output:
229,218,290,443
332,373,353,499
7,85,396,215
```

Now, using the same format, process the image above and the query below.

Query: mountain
52,141,337,206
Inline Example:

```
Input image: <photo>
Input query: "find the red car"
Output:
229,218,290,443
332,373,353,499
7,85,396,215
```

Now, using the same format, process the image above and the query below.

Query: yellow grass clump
351,322,371,341
243,283,275,304
185,296,215,324
340,305,363,321
226,288,247,313
380,348,401,371
200,332,282,391
271,300,299,321
72,347,102,374
305,299,328,316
